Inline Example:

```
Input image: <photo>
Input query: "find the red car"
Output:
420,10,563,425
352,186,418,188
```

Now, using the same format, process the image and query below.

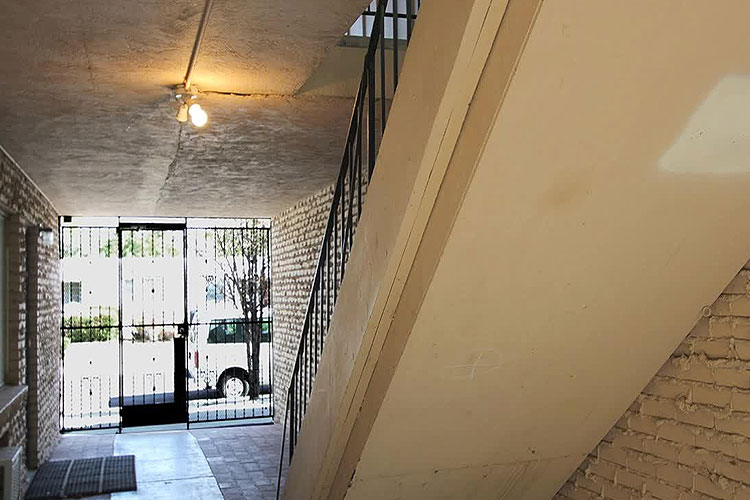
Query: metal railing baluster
393,0,399,88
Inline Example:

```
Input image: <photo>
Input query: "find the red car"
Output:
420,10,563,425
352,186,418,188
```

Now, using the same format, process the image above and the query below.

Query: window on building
205,274,227,303
142,276,164,300
124,278,134,301
63,281,82,304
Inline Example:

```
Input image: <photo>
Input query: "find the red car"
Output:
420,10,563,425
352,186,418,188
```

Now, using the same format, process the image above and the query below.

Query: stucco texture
0,0,368,216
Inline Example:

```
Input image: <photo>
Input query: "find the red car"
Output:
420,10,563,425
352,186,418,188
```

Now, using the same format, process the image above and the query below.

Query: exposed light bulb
187,103,207,127
191,107,208,127
188,103,202,117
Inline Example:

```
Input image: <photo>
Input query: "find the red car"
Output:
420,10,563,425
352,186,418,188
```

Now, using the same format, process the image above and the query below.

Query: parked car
188,316,271,398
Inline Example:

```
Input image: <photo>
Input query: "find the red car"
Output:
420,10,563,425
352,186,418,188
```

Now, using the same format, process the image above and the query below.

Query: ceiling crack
80,33,96,91
155,124,184,210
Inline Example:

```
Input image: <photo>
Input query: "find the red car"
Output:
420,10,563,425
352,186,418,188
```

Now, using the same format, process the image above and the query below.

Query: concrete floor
47,423,286,500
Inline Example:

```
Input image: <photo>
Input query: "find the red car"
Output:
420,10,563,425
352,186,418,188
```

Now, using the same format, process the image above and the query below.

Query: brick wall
271,185,334,422
556,261,750,499
0,145,60,470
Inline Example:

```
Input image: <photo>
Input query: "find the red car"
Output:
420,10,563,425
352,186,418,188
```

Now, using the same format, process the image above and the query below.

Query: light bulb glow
191,107,208,127
188,103,202,117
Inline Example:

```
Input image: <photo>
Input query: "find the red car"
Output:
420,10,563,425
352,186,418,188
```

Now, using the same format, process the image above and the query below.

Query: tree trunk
249,322,261,399
244,316,256,398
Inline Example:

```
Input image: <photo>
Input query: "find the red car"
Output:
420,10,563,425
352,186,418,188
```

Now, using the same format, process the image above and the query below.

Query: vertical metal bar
296,367,301,441
315,271,320,373
325,241,329,333
266,227,275,420
318,273,323,361
117,227,123,432
182,226,188,423
304,315,309,416
368,62,376,177
276,401,289,500
59,219,65,430
393,0,399,89
297,357,301,435
289,382,295,459
379,3,386,134
290,381,294,446
406,0,413,42
300,342,305,432
299,351,304,436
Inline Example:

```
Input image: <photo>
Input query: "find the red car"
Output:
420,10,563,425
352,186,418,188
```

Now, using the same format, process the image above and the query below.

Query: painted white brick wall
0,147,60,474
556,261,750,499
271,185,334,423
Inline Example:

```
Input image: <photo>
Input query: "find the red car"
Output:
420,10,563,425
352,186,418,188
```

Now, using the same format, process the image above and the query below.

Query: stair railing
276,0,419,496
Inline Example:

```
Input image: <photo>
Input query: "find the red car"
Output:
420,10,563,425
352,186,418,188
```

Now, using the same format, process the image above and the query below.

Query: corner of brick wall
271,185,335,423
1,147,60,469
555,260,750,499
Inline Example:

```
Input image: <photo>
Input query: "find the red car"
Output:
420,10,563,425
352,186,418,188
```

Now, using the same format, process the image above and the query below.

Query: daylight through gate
61,218,273,431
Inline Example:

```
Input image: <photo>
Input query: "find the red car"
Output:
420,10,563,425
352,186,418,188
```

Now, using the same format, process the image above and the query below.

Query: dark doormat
26,455,136,499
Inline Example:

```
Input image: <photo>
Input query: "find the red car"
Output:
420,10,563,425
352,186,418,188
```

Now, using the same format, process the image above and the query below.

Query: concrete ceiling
0,0,370,216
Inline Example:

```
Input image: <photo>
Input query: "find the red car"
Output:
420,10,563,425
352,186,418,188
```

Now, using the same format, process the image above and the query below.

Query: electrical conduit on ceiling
176,0,215,127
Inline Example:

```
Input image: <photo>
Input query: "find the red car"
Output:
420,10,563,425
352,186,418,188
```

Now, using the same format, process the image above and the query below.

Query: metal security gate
186,225,272,423
61,218,273,431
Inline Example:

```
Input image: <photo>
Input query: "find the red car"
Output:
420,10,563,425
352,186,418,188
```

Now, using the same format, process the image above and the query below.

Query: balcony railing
276,0,419,496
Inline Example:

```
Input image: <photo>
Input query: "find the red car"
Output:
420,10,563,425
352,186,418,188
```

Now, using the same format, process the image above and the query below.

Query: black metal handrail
276,0,419,496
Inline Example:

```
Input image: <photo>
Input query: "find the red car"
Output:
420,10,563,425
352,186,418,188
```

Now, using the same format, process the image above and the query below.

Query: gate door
186,223,273,423
118,223,187,426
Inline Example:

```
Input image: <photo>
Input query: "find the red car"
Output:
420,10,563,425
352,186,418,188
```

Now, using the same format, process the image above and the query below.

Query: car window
207,322,225,344
207,320,246,344
206,320,271,344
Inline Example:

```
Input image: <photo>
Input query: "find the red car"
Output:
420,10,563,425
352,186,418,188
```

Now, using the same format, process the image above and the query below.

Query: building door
118,223,188,427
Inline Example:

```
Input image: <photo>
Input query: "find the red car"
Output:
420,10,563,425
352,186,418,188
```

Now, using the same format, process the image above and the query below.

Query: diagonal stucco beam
280,0,539,497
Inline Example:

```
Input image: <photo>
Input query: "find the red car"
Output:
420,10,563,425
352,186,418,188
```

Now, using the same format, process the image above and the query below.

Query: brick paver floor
192,423,287,500
46,422,288,499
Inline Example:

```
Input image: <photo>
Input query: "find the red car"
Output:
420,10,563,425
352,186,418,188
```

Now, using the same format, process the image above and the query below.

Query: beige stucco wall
281,0,517,496
342,0,750,498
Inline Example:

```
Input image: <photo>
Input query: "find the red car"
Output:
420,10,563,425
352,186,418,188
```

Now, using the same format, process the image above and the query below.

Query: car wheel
218,369,249,398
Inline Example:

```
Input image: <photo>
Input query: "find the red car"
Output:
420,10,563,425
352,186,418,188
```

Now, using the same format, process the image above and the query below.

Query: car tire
217,368,250,398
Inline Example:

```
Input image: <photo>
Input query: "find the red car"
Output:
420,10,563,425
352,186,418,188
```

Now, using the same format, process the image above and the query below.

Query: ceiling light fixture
174,88,207,127
174,0,215,127
188,103,208,127
176,102,189,123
